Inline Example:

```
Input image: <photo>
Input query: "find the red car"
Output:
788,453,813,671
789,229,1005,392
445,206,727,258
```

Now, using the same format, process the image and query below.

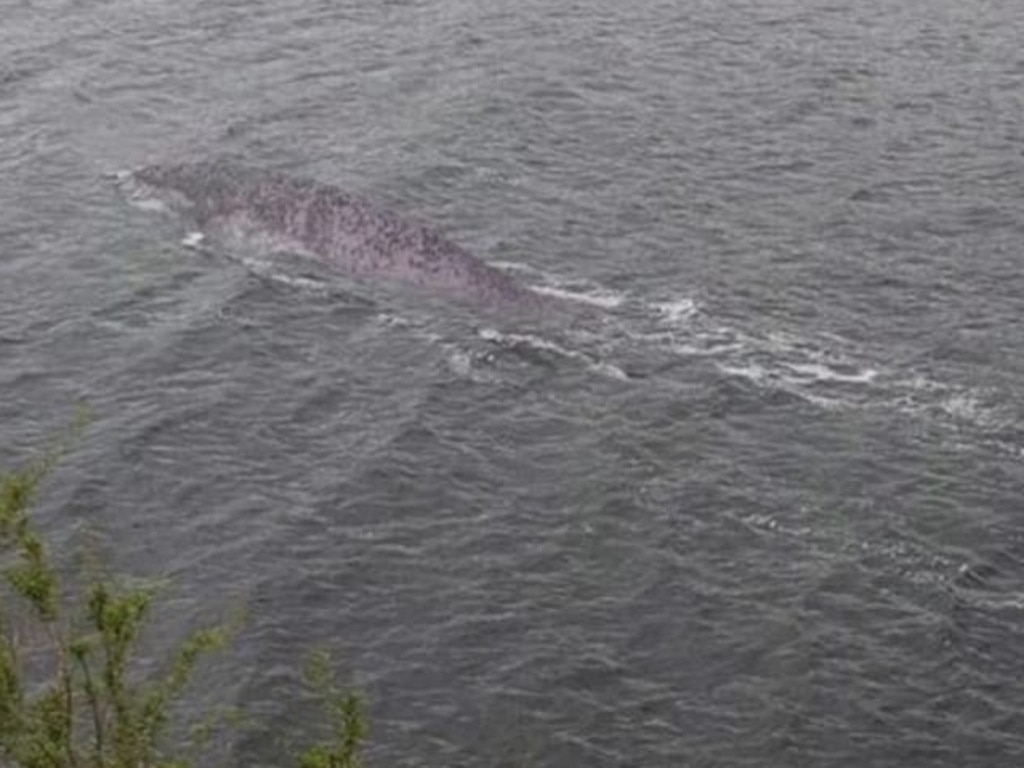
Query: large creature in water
113,160,548,311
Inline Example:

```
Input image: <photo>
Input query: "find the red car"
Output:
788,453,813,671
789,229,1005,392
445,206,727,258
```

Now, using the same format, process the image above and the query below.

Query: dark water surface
3,0,1024,765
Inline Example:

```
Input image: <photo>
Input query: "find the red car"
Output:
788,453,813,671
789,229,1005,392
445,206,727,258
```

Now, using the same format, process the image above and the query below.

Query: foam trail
782,361,879,384
652,298,700,324
530,284,626,309
479,327,629,381
182,231,205,248
233,254,332,294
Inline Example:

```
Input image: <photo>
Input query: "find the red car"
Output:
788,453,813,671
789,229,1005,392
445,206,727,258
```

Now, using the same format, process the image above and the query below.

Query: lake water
3,0,1024,765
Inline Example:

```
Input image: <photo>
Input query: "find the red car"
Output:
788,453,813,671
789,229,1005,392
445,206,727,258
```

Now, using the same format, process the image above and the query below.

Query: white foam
939,392,991,424
782,361,878,384
479,328,629,381
128,196,170,213
715,360,853,409
490,260,631,310
959,591,1024,612
905,374,944,393
589,360,631,381
480,329,563,353
181,231,205,249
656,323,745,357
716,361,768,384
264,273,327,292
446,348,474,377
883,372,1014,432
652,297,699,324
530,284,625,309
234,255,329,293
669,340,745,357
502,270,1021,440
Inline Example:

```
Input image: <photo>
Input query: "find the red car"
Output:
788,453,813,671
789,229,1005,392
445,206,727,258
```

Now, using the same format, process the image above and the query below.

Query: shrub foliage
0,446,366,768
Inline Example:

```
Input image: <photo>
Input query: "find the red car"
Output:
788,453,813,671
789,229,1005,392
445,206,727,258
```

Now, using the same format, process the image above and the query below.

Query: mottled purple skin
126,160,546,311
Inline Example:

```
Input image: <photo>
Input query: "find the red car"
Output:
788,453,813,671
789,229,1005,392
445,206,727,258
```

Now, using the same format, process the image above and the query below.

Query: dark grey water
3,0,1024,765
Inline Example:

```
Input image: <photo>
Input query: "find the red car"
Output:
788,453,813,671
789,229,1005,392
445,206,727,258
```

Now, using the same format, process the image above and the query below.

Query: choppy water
3,0,1024,765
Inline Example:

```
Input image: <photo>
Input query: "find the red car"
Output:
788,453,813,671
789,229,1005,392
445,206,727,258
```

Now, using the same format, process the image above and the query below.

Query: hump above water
127,160,546,311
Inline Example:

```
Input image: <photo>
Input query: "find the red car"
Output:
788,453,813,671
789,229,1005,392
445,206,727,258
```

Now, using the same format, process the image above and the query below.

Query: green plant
297,651,368,768
0,451,229,768
0,438,369,768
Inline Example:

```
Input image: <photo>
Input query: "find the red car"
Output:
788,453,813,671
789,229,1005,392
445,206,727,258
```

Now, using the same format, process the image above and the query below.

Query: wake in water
459,263,1020,456
165,230,1021,457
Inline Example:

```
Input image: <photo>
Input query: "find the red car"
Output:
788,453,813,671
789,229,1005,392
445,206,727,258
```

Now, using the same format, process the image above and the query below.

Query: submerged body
117,160,546,311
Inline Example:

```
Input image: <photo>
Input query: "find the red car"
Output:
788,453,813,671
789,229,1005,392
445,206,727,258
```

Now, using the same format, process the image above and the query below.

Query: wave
207,243,1020,452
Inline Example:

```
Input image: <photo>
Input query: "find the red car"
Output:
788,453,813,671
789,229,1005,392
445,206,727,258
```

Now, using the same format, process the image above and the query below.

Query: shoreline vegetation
1,436,367,768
